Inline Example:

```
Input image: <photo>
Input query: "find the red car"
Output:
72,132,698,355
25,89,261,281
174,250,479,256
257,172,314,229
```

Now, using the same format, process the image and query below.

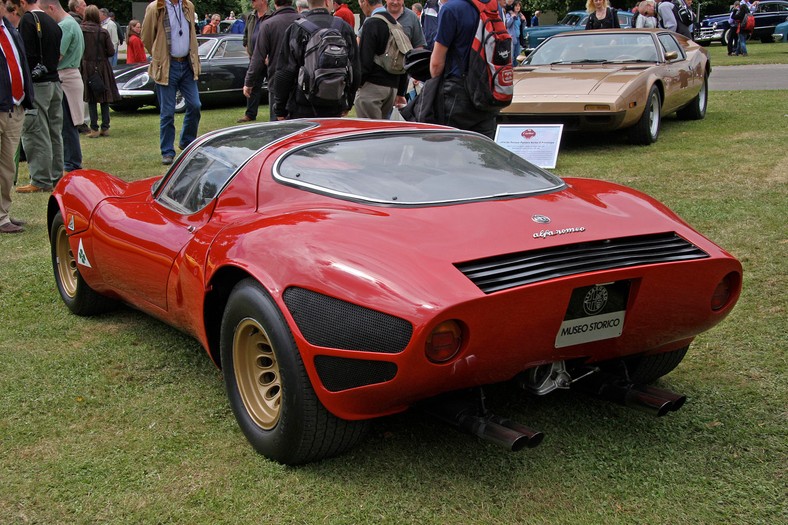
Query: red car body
48,119,741,463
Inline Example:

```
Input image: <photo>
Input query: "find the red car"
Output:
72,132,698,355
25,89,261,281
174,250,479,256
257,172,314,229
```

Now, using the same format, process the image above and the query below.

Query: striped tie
0,24,24,102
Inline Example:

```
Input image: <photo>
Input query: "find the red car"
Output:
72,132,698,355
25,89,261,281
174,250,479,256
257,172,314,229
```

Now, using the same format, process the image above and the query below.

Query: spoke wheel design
54,223,78,299
233,318,282,430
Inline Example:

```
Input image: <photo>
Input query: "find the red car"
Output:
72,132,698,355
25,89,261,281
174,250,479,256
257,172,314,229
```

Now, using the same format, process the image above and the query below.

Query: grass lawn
0,42,785,524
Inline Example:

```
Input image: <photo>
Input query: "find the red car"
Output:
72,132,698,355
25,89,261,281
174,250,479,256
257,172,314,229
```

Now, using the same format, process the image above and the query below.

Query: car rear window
274,131,565,205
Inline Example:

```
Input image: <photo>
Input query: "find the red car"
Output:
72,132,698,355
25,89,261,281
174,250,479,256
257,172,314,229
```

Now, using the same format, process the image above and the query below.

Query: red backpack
463,0,513,111
742,12,755,33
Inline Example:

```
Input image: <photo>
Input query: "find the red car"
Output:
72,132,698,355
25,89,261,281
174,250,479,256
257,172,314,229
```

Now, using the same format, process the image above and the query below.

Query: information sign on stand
494,124,564,169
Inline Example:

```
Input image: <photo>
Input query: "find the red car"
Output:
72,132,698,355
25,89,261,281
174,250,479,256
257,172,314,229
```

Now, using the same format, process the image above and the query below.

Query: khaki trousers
0,105,24,227
355,82,396,120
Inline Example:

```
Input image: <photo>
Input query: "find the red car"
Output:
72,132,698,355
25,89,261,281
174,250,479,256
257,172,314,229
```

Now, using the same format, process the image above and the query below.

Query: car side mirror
665,51,679,61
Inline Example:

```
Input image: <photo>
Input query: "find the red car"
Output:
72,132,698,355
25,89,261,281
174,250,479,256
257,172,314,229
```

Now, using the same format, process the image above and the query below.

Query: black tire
677,72,708,120
627,346,689,384
760,35,775,44
220,278,368,465
629,85,661,145
50,214,117,316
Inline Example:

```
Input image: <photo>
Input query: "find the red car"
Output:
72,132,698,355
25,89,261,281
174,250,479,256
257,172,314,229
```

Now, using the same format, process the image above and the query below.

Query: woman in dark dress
585,0,621,29
80,5,120,137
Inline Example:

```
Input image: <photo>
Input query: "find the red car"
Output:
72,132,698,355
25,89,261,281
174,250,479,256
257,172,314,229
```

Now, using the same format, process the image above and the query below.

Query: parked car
48,119,741,464
696,0,788,45
501,29,710,145
772,18,788,41
521,10,634,52
111,34,259,113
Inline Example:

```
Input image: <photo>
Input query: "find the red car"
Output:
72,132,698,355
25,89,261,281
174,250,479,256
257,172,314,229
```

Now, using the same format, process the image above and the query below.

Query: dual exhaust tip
425,382,686,452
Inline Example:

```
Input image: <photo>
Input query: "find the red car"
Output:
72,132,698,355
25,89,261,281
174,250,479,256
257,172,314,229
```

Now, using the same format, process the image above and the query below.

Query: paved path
709,64,788,90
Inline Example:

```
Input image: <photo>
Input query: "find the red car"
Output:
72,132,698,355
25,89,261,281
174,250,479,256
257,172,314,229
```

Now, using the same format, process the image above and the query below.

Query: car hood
512,66,642,96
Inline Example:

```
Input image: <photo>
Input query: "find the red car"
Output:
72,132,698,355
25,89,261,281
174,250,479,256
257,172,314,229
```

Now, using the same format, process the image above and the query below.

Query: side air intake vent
283,287,413,353
314,356,397,392
456,233,709,294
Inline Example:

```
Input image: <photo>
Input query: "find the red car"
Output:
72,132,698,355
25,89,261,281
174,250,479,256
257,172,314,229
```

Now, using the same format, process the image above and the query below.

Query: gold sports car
499,29,710,145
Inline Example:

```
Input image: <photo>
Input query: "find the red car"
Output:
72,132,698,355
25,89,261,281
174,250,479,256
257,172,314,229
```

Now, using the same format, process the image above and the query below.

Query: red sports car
48,119,741,464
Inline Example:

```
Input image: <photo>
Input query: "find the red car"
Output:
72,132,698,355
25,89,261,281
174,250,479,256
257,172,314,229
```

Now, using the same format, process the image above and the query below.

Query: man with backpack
428,0,512,139
271,0,359,119
355,0,410,119
657,0,692,38
242,0,299,122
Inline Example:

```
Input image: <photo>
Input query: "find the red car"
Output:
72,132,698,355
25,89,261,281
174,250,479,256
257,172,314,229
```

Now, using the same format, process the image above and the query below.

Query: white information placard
494,124,564,169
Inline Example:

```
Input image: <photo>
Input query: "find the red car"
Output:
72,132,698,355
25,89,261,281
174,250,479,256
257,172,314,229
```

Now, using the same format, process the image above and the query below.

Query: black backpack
295,18,352,107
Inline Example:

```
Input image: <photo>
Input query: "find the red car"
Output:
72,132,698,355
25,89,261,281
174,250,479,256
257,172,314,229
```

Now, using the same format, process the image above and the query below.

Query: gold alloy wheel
233,318,282,429
55,224,78,298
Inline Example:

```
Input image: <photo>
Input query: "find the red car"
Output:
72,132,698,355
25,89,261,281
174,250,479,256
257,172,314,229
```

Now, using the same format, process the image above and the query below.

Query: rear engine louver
455,233,709,294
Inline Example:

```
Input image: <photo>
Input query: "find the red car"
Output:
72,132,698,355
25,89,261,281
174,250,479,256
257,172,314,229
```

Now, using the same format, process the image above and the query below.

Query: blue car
773,19,788,41
521,10,634,53
696,0,788,45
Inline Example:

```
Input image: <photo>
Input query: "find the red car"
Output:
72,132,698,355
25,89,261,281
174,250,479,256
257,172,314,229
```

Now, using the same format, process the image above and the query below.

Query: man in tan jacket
141,0,201,165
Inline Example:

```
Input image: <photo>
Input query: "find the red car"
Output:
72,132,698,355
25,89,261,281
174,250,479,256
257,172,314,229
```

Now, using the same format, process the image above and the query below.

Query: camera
31,63,49,81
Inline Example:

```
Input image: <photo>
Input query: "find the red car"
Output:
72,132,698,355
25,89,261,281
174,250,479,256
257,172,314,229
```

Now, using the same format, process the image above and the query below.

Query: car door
89,149,235,311
656,33,695,113
755,1,788,39
199,38,249,104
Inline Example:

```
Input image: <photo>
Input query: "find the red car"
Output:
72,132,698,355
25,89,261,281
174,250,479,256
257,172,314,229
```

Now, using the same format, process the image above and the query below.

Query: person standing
80,5,119,138
202,13,220,34
98,7,118,66
242,0,300,122
727,1,740,55
386,0,426,49
41,0,83,173
585,0,620,29
14,0,63,194
506,1,524,66
124,19,146,64
429,0,499,138
355,0,408,119
141,0,201,165
332,0,355,29
0,1,34,231
733,0,751,56
271,0,359,119
237,0,274,123
67,0,84,23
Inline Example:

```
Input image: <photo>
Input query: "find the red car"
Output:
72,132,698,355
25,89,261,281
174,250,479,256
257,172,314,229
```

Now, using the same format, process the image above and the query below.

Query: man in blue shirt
429,0,499,138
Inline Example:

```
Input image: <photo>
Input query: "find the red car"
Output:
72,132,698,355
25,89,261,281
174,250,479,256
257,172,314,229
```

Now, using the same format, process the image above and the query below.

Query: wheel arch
204,264,264,369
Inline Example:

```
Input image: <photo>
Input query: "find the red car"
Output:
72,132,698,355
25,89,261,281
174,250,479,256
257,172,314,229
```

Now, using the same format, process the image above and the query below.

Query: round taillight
711,272,740,311
425,320,463,363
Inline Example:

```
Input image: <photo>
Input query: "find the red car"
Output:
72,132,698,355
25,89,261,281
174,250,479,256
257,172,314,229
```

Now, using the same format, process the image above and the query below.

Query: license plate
554,281,630,348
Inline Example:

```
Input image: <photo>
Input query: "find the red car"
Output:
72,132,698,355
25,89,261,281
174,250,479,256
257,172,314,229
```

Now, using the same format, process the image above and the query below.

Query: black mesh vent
314,356,398,392
456,233,709,294
283,287,413,353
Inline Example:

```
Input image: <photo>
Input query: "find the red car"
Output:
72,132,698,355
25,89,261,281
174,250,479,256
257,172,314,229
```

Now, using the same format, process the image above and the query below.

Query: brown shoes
236,115,255,123
87,130,101,138
0,222,24,233
16,184,51,193
10,218,26,226
100,129,110,136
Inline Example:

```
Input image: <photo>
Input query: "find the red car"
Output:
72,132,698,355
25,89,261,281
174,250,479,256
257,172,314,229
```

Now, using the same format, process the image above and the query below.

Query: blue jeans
155,60,201,158
62,96,82,172
737,32,748,55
